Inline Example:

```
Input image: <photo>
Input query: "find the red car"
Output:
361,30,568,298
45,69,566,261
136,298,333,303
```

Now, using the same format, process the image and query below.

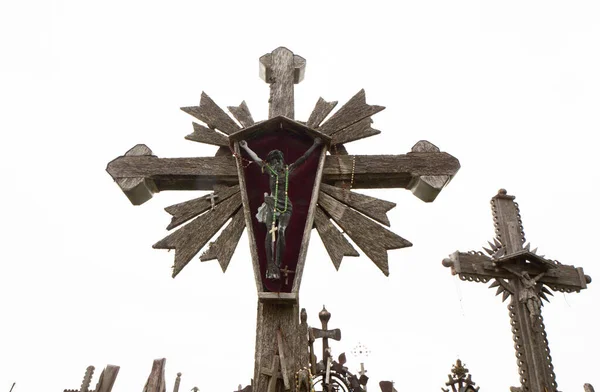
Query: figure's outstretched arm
533,272,546,282
239,140,264,167
289,137,322,172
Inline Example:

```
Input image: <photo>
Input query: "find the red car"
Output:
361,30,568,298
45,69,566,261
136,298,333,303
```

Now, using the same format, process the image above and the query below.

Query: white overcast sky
1,1,599,391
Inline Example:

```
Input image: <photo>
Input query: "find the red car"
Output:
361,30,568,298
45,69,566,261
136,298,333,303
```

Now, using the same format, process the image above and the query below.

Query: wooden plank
164,185,240,230
181,92,241,135
443,251,590,291
277,329,291,390
227,101,255,128
142,359,166,392
331,117,381,145
94,365,120,392
320,183,396,227
200,208,246,272
306,97,338,128
106,151,460,201
293,145,327,293
185,122,229,147
313,206,359,270
318,192,412,276
323,152,460,193
318,89,384,135
153,193,242,277
233,142,263,293
262,47,296,119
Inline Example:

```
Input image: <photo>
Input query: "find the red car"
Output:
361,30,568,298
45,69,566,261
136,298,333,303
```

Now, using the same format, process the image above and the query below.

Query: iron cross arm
442,251,591,293
106,144,460,205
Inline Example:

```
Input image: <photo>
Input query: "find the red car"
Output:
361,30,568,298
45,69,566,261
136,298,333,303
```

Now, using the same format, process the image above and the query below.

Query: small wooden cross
280,265,294,285
442,189,591,392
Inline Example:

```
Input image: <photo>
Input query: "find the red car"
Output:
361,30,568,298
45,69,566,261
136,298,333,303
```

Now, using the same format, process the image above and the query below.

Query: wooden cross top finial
259,47,306,119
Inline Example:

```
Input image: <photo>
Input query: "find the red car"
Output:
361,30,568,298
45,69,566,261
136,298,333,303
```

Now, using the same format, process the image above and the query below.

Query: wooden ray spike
307,97,338,128
318,191,411,276
313,206,359,270
94,365,120,392
142,358,166,392
320,183,396,227
318,89,385,136
227,101,255,128
185,122,229,147
200,208,246,272
330,117,381,145
153,193,242,277
164,185,240,230
181,92,241,135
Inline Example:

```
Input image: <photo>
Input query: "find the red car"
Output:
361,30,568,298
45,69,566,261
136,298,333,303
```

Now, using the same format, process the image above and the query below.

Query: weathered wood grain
255,303,301,392
408,140,451,202
142,359,166,392
331,117,381,145
318,89,384,135
153,193,242,277
306,97,338,128
318,192,412,276
185,122,229,147
444,252,589,291
107,151,460,203
293,145,327,292
200,208,245,272
320,183,396,227
234,142,263,293
260,47,300,119
313,206,359,270
112,144,158,205
181,92,241,135
94,365,120,392
227,101,255,128
164,185,240,230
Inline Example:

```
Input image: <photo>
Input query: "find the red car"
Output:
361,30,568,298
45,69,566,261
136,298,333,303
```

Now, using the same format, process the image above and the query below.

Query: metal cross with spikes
442,189,591,392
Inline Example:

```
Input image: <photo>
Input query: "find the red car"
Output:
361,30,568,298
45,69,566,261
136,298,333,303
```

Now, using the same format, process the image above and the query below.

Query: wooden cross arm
107,145,459,205
443,251,591,293
323,152,460,202
106,145,238,205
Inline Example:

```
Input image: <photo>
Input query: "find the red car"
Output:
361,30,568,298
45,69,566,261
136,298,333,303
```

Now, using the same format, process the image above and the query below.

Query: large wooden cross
442,189,591,392
107,47,460,391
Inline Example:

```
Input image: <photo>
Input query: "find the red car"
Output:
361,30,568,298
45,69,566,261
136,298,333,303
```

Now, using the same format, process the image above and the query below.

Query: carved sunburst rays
159,88,395,277
316,184,412,276
153,186,244,277
482,239,544,260
488,277,554,303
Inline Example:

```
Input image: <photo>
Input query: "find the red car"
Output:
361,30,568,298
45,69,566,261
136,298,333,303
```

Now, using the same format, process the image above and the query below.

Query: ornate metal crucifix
107,47,460,391
442,189,591,392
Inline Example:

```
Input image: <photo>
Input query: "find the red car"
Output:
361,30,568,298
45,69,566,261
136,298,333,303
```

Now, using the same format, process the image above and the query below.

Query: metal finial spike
483,247,494,255
524,242,530,251
531,247,538,254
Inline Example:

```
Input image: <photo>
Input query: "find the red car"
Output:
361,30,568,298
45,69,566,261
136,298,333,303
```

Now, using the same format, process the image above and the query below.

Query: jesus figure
239,138,322,280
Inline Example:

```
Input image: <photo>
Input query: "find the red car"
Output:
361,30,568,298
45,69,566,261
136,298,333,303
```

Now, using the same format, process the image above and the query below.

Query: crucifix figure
442,189,591,392
107,47,460,391
240,137,322,280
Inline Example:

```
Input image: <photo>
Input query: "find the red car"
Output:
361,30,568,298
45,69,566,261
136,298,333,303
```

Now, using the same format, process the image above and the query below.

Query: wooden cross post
442,189,591,392
106,47,460,392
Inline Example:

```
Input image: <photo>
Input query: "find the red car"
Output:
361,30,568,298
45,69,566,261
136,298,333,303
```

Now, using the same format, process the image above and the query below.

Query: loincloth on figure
256,194,292,227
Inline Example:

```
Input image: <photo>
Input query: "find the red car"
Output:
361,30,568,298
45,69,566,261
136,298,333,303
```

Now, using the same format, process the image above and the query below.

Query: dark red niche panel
242,129,320,292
